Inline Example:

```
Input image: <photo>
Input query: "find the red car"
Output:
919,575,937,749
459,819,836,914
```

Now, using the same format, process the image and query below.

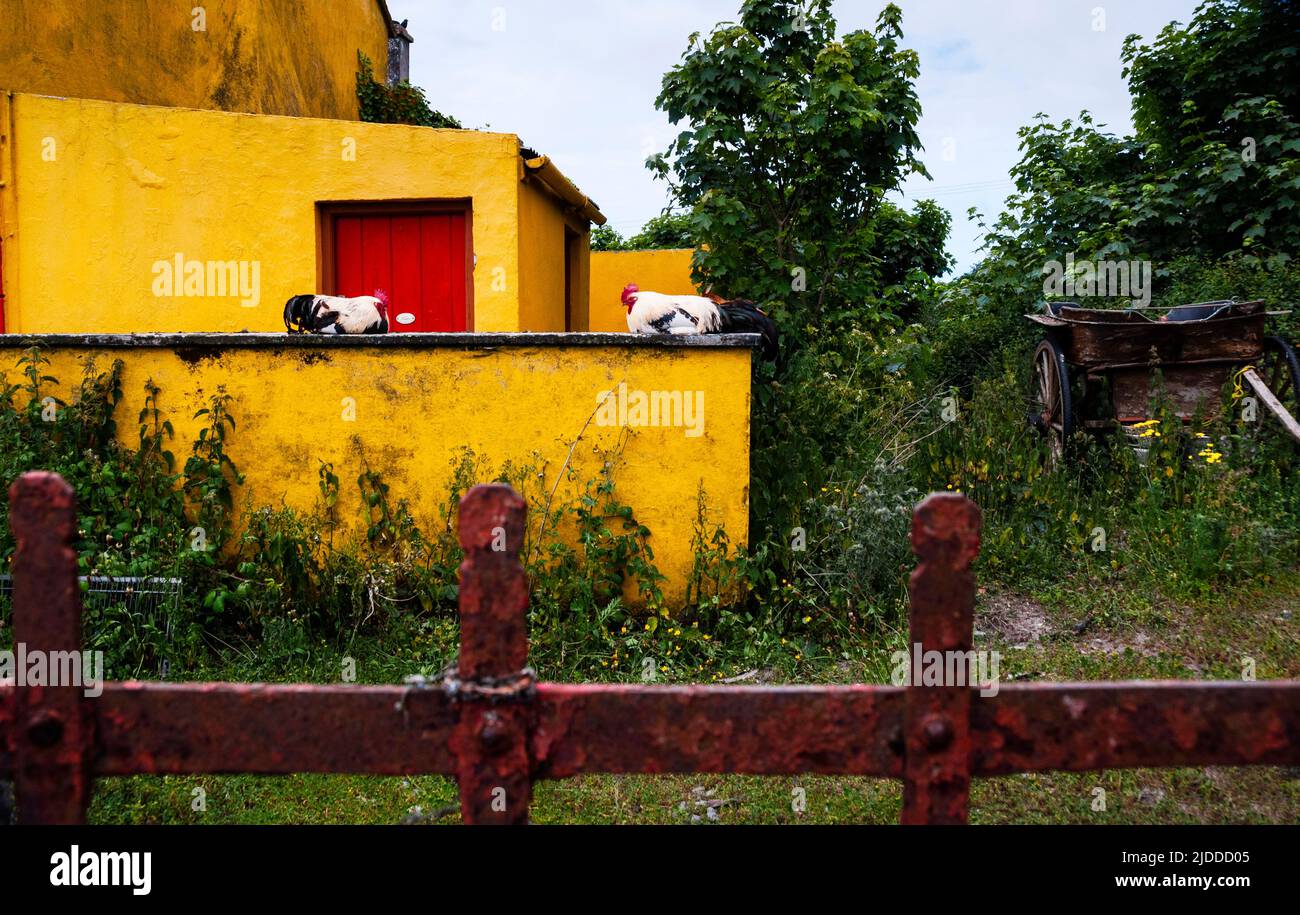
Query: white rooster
283,290,390,334
622,283,778,361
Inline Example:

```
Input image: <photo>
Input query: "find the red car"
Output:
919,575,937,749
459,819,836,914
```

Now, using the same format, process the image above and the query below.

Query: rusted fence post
902,492,981,825
9,471,92,824
450,484,533,824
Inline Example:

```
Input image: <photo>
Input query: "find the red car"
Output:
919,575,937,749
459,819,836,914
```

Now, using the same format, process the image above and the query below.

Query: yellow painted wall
587,249,699,332
0,340,751,605
516,176,568,333
567,230,592,332
0,0,389,120
517,174,593,332
0,92,578,334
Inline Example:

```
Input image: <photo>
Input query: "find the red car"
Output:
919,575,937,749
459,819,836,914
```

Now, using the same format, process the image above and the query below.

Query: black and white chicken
622,284,778,361
283,290,390,334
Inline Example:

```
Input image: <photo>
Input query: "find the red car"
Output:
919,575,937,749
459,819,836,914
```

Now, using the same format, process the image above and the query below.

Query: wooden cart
1025,300,1300,459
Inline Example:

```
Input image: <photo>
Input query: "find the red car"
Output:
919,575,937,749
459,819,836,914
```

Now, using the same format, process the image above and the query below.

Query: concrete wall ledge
0,333,762,350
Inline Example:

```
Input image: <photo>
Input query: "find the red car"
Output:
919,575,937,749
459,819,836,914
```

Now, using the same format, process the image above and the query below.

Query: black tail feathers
717,300,779,363
283,294,316,333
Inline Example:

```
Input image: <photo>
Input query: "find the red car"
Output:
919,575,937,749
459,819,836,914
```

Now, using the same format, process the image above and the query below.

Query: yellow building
0,1,752,602
0,92,601,333
0,0,395,121
0,334,752,604
0,0,604,333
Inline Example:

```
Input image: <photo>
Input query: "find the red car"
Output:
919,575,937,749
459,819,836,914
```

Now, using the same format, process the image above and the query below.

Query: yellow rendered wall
587,249,699,332
0,342,751,605
0,0,389,120
567,230,592,332
515,174,593,332
516,177,568,332
0,93,540,333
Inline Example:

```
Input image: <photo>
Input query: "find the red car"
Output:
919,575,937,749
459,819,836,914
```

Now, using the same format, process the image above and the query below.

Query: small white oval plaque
396,312,416,325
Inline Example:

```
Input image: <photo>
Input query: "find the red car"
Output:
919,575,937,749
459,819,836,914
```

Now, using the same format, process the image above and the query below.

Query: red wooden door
332,210,469,331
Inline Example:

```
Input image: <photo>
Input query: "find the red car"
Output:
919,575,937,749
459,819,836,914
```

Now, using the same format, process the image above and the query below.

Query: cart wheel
1029,339,1074,462
1259,336,1300,423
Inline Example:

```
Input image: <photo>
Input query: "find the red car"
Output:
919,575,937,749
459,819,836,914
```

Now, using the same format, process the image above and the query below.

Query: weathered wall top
0,333,762,350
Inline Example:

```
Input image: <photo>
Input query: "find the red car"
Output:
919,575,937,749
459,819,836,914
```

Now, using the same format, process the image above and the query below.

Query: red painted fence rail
1,471,1298,823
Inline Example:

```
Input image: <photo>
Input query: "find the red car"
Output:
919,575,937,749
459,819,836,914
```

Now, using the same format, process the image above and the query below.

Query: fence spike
451,484,532,824
9,471,92,824
902,492,981,825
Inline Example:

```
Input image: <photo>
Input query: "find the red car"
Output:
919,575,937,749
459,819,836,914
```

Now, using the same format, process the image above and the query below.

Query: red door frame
317,199,474,331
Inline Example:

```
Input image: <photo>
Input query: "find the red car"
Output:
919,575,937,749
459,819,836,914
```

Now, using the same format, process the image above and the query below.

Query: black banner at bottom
0,824,1289,901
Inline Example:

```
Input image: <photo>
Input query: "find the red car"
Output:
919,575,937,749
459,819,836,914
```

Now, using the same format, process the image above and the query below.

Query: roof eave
523,155,607,226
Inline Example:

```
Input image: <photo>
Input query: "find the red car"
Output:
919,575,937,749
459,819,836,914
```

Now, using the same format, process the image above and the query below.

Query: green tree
591,213,695,251
980,0,1299,274
652,0,937,344
589,224,627,251
648,0,949,560
626,212,695,249
938,0,1300,392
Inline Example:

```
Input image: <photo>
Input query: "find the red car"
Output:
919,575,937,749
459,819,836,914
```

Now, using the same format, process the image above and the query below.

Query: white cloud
389,0,1200,272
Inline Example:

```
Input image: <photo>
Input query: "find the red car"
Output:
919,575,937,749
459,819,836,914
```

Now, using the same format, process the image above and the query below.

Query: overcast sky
387,0,1200,275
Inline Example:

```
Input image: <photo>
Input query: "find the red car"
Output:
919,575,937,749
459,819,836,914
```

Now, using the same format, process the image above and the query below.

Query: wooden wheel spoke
1030,340,1072,465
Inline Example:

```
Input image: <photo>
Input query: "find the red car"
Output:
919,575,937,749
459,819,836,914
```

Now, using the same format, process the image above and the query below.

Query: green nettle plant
184,390,244,554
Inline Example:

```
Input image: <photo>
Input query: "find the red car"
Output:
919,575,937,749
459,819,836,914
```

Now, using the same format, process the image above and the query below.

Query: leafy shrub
911,367,1300,595
356,52,461,129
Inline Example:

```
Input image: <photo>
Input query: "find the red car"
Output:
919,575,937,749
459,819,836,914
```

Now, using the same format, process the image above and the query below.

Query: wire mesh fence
0,574,180,621
0,574,181,675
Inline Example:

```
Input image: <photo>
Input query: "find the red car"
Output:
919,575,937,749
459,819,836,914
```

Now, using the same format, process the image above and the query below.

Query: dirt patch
1076,630,1161,658
980,587,1173,657
976,591,1052,647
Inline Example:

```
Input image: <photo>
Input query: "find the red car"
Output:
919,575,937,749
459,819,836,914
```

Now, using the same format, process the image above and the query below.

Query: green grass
88,769,1300,826
84,573,1300,825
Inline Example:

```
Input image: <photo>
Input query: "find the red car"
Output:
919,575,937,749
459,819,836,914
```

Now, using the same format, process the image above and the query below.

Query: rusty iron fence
1,470,1298,824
